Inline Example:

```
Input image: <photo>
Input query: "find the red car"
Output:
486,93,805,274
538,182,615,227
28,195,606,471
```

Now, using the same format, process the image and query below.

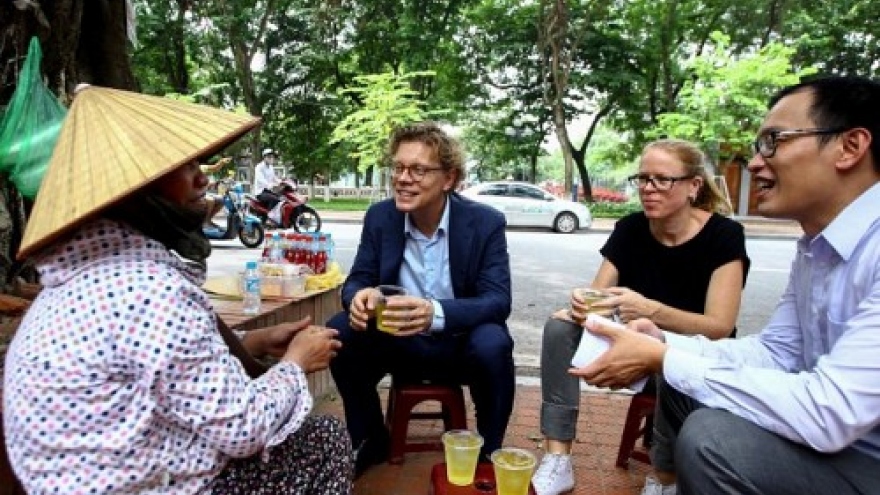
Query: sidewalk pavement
319,209,803,239
315,208,801,494
315,378,651,495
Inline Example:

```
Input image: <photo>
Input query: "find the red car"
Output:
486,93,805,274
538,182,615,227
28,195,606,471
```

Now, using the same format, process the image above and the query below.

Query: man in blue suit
327,122,515,477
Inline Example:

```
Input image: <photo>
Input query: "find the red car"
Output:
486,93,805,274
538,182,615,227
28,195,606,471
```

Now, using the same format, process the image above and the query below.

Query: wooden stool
385,378,467,464
615,392,656,468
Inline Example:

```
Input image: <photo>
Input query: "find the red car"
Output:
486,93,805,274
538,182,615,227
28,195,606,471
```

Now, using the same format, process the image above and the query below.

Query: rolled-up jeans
540,317,584,441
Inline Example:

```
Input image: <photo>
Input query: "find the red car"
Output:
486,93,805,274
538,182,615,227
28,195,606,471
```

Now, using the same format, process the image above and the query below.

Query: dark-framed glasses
753,127,847,158
391,163,445,181
627,174,693,191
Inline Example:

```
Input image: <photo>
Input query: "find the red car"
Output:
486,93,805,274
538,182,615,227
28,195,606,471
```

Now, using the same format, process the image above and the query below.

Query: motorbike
203,180,265,248
244,179,322,233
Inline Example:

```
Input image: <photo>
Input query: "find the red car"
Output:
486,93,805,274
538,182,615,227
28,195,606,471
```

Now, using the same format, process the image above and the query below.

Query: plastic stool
385,378,467,464
615,392,656,468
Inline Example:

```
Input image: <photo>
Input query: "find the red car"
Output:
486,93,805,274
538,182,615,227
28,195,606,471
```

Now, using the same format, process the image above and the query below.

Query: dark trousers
327,310,515,458
656,378,880,494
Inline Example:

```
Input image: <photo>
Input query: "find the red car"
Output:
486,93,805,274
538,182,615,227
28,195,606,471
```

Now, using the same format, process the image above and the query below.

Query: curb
319,212,802,239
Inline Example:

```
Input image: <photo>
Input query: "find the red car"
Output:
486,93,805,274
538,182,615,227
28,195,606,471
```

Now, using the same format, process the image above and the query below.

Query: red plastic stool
385,378,468,464
615,392,656,468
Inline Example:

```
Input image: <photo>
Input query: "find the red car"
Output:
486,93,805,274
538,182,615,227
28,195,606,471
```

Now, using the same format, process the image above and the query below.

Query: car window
478,184,509,196
511,185,545,200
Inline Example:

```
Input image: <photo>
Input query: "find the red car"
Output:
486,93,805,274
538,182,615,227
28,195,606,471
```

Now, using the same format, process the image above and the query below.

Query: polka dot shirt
3,219,313,494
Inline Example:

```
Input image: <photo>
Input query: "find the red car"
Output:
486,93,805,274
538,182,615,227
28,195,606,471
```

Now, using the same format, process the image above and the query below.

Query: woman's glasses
627,174,693,191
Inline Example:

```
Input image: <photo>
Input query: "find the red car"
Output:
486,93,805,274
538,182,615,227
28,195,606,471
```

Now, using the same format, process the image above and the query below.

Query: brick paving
314,380,653,495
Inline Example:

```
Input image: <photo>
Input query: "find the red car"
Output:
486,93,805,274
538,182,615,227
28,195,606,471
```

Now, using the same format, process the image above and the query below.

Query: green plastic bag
0,37,67,199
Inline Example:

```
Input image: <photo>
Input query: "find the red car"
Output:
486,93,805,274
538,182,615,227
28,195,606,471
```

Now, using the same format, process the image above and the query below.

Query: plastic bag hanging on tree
0,36,68,198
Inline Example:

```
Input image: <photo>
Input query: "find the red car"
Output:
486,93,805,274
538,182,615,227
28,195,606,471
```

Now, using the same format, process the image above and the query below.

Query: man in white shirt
573,75,880,495
253,147,279,194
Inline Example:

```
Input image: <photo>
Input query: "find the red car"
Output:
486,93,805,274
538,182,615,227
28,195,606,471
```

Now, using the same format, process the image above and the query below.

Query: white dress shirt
253,160,278,193
399,197,454,331
663,183,880,460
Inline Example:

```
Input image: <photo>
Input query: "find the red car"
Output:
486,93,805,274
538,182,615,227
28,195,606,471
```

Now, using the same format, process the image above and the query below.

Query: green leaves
648,32,815,161
330,71,445,173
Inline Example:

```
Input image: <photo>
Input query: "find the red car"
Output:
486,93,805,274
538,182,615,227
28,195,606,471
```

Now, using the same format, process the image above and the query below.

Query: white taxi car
460,181,592,233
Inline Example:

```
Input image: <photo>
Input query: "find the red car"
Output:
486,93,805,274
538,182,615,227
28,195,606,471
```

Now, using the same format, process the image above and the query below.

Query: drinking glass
375,285,408,333
491,448,537,495
441,430,483,486
573,288,613,318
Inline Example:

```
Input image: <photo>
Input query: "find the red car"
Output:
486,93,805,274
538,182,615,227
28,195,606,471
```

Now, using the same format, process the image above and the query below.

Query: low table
430,463,536,495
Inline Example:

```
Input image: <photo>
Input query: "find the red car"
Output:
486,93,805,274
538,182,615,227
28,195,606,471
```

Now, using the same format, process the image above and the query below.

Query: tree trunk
0,0,136,286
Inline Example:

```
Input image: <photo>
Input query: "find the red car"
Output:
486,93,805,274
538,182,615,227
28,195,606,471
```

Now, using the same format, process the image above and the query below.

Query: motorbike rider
254,147,280,194
200,156,232,227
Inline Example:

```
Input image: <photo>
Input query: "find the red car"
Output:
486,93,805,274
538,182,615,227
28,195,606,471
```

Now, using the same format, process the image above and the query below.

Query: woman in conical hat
4,86,352,494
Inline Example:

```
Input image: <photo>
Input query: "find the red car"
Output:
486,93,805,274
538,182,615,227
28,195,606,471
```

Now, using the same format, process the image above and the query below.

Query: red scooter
244,179,322,233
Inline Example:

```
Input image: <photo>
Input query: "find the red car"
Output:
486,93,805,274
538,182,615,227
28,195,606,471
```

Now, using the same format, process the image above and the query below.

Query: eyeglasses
391,164,445,181
753,127,846,158
627,174,693,191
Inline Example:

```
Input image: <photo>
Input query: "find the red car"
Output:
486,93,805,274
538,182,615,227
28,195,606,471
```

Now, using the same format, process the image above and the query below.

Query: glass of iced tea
375,284,408,333
570,288,613,323
442,430,483,486
491,448,536,495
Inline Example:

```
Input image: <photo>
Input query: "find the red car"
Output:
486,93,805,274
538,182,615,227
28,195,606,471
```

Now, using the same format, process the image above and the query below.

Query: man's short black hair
770,75,880,172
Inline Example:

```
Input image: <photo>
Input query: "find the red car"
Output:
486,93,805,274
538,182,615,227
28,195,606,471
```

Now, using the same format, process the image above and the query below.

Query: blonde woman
532,139,750,495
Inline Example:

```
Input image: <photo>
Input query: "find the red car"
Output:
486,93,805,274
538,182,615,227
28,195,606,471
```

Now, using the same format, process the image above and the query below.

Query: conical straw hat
18,85,260,260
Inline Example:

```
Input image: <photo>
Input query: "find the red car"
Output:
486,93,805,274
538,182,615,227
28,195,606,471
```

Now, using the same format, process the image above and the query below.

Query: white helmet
262,148,276,158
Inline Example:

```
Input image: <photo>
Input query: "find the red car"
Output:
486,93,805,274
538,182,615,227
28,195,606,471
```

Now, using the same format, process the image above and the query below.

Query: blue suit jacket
341,193,512,333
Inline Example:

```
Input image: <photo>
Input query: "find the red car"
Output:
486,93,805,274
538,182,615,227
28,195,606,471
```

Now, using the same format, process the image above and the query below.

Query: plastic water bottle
242,261,261,315
268,232,283,262
325,232,335,263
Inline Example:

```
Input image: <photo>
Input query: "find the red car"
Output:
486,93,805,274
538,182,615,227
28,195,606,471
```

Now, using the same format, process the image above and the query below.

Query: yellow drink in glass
491,448,536,495
575,288,612,315
375,285,407,333
442,430,483,486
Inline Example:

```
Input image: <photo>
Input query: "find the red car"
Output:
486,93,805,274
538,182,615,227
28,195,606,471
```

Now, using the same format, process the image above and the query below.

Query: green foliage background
128,0,879,192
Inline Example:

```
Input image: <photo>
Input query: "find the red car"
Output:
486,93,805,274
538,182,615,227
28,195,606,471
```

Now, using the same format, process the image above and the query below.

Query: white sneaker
531,453,574,495
640,475,677,495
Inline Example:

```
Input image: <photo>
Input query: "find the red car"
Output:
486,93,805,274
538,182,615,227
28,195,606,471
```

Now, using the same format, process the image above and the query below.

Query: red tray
430,463,536,495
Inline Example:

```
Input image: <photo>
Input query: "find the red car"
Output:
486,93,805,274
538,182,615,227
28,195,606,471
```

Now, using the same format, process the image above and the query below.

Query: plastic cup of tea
375,284,408,333
574,288,613,315
441,430,483,486
491,448,537,495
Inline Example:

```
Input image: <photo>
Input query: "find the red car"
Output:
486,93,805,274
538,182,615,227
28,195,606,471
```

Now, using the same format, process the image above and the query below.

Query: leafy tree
648,32,813,162
1,0,137,282
330,71,443,189
785,0,880,79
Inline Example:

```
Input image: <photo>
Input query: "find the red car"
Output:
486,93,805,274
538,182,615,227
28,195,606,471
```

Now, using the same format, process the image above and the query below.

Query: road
207,222,797,373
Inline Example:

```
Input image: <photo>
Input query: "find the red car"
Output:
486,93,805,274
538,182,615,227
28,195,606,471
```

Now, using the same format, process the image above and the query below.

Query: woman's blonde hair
642,139,732,215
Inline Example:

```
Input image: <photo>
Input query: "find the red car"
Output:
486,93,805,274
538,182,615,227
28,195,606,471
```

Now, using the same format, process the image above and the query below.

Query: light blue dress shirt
664,182,880,460
399,198,454,331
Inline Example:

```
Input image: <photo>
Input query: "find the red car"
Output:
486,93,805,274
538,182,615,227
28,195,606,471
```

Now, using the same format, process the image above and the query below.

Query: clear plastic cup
574,287,614,317
491,448,537,495
375,285,408,333
441,430,483,486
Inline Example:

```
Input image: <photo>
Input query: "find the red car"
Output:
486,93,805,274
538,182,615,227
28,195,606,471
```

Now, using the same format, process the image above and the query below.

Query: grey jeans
657,370,880,494
539,317,584,441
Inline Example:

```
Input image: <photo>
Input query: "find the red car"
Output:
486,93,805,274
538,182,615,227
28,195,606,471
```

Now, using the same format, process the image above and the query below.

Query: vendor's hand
242,316,312,359
282,325,341,373
568,318,666,390
605,287,661,323
348,288,382,331
377,296,434,336
241,317,311,358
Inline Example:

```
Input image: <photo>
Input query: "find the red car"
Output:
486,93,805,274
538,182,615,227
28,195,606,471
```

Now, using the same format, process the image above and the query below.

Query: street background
208,212,802,376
